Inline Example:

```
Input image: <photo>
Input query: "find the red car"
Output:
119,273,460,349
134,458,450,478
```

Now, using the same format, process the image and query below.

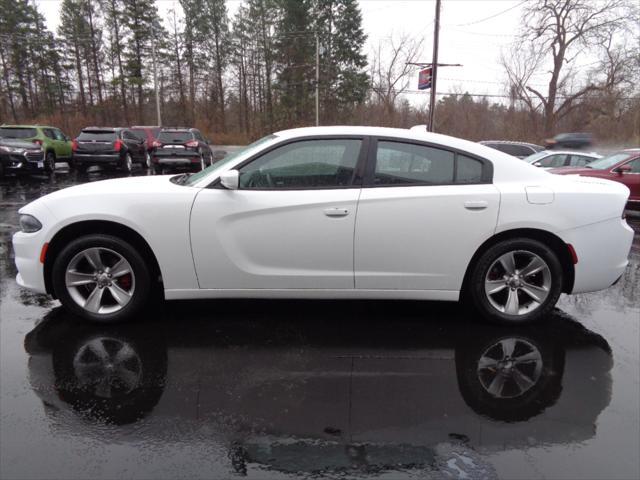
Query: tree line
0,0,638,146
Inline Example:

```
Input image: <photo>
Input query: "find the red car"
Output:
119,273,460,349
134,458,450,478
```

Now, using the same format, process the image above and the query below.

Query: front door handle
324,207,349,217
464,200,489,210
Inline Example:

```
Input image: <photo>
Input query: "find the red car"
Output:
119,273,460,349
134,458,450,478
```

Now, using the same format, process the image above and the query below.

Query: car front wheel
52,234,151,323
469,238,563,324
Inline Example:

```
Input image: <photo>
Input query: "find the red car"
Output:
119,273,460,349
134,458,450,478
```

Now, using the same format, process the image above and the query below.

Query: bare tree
503,0,633,136
370,32,423,126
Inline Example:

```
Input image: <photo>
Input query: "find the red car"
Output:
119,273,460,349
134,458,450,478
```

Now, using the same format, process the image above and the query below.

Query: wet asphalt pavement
0,163,638,480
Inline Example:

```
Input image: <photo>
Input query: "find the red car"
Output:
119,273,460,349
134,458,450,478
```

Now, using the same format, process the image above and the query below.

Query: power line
449,0,528,27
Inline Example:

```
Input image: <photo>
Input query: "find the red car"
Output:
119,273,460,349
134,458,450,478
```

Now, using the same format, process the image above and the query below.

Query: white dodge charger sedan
13,127,634,324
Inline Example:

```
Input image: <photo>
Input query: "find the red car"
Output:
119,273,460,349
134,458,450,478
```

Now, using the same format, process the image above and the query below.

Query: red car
130,126,161,152
550,149,640,211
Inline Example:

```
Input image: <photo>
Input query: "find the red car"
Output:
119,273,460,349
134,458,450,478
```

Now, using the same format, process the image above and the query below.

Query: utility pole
152,34,162,126
428,0,441,132
315,32,320,126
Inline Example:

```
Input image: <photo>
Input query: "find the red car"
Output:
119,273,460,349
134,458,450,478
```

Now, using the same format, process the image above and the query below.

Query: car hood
20,174,196,217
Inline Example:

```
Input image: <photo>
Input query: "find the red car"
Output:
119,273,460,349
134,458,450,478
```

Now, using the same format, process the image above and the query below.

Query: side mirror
533,161,542,167
220,169,239,190
615,164,632,174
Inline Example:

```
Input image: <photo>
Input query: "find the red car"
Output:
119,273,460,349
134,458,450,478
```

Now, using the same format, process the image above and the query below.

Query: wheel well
44,220,163,298
461,228,575,298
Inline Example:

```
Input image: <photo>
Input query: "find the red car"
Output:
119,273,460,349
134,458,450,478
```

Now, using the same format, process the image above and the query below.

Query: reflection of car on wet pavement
12,127,635,326
24,302,612,475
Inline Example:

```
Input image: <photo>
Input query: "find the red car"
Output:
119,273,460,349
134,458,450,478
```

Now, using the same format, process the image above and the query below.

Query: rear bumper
559,217,634,294
153,151,200,166
73,153,120,164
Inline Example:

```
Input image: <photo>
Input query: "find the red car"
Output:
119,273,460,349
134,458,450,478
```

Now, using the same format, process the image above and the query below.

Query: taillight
71,140,78,152
185,140,199,148
114,139,123,151
152,140,163,148
33,139,43,146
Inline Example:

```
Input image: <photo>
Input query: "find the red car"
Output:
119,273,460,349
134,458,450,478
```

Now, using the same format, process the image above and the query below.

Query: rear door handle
324,207,349,217
464,200,489,210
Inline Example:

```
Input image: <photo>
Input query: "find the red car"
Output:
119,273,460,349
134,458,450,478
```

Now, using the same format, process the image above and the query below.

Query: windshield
78,131,117,141
0,127,37,139
158,131,192,143
523,151,549,163
184,134,278,186
130,129,147,141
586,152,632,170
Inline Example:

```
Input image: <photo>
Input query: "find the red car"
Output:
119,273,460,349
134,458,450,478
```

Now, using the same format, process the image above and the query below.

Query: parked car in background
0,125,72,173
524,150,600,169
151,127,213,174
0,138,44,177
71,127,150,172
550,149,640,211
479,140,544,159
130,126,161,153
545,132,593,150
13,126,634,324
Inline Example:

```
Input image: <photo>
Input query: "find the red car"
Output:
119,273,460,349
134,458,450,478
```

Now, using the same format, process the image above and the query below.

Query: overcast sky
35,0,538,103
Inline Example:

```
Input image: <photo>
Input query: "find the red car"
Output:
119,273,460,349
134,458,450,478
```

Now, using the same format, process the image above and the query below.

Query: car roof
0,124,54,129
538,150,601,157
81,127,122,131
479,140,543,148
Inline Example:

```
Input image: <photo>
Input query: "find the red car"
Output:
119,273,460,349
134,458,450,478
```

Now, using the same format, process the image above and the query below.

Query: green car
0,125,73,173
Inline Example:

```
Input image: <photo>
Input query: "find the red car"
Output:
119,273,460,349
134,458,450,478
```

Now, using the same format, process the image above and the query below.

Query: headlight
19,214,42,233
0,145,26,154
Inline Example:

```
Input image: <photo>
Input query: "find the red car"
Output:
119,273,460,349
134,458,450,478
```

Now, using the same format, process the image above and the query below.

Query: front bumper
13,230,48,294
560,217,634,294
1,152,45,172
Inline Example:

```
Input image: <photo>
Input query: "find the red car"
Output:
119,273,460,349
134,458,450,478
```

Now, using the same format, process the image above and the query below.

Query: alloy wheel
65,247,136,314
476,337,543,398
484,250,551,316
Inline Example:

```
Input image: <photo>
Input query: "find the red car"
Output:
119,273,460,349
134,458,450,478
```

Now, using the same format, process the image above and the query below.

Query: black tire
153,165,163,175
76,162,88,173
44,151,56,173
120,152,133,173
142,151,151,169
0,162,4,177
469,238,563,324
51,234,151,323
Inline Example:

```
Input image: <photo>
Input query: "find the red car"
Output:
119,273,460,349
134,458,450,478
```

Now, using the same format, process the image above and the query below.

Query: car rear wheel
469,238,563,324
52,234,151,323
121,153,133,173
143,151,151,169
44,152,56,173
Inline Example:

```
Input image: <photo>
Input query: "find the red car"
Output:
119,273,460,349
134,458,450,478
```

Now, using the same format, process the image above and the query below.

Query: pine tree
315,0,368,123
274,0,315,126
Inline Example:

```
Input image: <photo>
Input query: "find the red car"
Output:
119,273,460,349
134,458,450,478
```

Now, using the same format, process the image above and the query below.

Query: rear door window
539,154,567,168
569,155,592,167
